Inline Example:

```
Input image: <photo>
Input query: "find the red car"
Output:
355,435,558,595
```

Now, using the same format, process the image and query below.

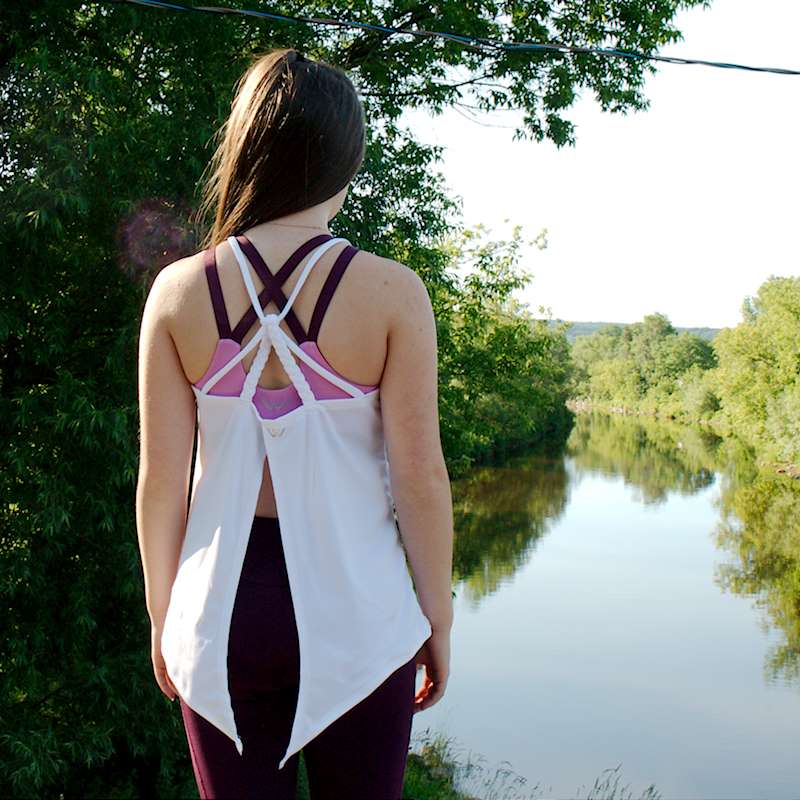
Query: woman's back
157,223,435,766
167,226,406,516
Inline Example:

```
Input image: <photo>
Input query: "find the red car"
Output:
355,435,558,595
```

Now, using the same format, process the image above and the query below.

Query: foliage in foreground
401,728,664,800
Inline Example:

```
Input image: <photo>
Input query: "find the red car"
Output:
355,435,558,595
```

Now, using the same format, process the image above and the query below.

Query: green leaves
1,0,701,792
571,276,800,472
435,224,573,474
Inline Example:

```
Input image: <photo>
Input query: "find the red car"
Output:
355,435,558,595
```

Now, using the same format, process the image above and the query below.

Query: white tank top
160,235,432,769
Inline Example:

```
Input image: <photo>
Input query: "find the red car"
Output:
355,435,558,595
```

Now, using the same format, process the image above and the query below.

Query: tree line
568,276,800,473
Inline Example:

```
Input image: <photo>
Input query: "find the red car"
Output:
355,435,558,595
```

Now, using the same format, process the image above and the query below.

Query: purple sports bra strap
203,244,232,340
307,245,359,342
229,234,334,344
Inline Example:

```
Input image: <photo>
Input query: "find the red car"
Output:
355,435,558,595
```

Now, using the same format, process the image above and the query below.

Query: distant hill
545,319,722,345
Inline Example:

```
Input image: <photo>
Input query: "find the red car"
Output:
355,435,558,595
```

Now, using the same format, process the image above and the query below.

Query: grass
295,726,664,800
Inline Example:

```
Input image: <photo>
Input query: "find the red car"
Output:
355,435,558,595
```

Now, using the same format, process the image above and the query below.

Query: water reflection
451,409,800,687
450,447,569,606
566,411,719,502
714,465,800,688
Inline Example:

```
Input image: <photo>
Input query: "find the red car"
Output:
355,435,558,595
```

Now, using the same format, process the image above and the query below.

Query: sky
399,0,799,330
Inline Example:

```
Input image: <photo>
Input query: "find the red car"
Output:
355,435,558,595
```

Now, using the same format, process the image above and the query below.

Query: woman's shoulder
340,249,433,340
152,242,428,330
146,249,208,322
348,248,429,306
157,242,415,284
157,240,419,283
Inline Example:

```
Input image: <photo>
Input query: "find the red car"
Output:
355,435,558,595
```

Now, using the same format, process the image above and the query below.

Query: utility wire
107,0,800,77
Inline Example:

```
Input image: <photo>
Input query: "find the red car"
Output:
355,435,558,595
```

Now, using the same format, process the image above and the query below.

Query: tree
712,276,800,463
1,1,709,794
567,277,800,470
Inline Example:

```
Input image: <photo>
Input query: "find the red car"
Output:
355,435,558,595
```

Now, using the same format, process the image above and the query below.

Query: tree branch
339,3,433,69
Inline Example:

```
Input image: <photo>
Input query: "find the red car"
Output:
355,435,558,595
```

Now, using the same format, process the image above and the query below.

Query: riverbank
565,398,800,480
294,726,664,799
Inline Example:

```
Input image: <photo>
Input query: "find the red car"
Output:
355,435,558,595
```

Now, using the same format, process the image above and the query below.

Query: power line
108,0,800,77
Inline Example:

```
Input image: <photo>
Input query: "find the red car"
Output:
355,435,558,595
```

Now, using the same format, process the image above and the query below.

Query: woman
136,47,454,799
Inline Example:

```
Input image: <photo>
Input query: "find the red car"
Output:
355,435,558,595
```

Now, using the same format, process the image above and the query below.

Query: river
410,410,800,799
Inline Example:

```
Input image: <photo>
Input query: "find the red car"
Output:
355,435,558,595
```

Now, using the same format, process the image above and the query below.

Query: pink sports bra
194,233,378,420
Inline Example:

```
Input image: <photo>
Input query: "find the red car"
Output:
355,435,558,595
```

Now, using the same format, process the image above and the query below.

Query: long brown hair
196,47,366,249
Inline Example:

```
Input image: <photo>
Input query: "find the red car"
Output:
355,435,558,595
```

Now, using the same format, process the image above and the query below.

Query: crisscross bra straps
203,233,360,345
198,234,367,401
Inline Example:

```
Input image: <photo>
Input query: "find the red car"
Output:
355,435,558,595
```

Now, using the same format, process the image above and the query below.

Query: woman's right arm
379,262,454,635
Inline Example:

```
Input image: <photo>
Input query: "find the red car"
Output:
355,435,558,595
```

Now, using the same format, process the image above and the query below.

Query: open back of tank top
160,233,432,769
194,233,379,418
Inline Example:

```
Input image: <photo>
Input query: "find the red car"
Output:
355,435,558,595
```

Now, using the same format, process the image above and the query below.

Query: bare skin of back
166,229,402,517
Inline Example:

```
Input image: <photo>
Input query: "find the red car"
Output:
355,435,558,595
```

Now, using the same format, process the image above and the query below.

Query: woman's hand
413,627,450,713
151,624,179,702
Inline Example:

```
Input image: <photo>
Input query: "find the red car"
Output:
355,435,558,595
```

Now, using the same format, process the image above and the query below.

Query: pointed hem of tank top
275,615,432,771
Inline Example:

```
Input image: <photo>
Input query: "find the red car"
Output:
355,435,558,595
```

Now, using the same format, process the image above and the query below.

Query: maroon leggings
178,515,419,799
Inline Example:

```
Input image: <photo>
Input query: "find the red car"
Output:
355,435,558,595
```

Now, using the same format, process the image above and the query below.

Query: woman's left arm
136,265,196,633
